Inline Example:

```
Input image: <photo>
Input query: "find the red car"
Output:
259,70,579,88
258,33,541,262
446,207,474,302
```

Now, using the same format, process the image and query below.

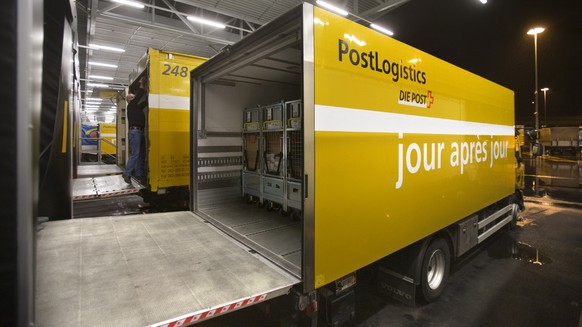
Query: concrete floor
352,202,582,327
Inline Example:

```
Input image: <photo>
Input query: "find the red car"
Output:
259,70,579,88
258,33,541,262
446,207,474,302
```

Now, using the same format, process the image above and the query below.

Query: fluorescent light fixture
89,75,114,80
316,0,349,16
111,0,145,9
370,23,394,36
86,97,103,101
87,83,109,88
88,61,117,68
527,27,545,35
187,16,225,29
316,1,349,16
88,43,125,53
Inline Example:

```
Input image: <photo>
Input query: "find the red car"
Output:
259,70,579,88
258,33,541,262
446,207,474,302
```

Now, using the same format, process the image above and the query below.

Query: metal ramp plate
73,175,141,201
36,211,300,326
77,164,124,178
72,177,99,200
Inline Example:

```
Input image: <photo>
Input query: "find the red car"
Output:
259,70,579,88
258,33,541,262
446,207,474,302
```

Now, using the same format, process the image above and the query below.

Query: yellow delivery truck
125,48,206,207
189,3,521,324
37,4,522,327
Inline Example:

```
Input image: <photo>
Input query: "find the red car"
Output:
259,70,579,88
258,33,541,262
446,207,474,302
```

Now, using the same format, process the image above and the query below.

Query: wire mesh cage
243,133,260,172
287,130,302,180
264,132,283,175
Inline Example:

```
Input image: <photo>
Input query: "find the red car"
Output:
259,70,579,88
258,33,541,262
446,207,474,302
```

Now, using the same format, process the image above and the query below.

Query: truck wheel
419,238,450,302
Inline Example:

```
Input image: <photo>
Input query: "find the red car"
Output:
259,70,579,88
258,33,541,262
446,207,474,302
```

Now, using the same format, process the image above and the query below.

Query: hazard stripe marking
152,293,268,327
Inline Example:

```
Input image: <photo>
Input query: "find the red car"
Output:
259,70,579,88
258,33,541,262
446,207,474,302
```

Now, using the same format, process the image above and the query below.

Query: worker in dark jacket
123,78,147,184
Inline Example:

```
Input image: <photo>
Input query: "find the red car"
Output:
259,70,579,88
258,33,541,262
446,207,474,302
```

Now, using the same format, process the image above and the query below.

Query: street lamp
527,27,545,132
541,87,549,127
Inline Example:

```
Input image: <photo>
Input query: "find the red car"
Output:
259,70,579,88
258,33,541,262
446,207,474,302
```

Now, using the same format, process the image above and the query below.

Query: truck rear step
72,174,149,201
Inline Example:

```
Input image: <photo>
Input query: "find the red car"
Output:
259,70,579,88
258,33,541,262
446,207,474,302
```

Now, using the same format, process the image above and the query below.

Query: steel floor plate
77,164,123,178
36,211,299,326
73,175,140,201
201,201,302,272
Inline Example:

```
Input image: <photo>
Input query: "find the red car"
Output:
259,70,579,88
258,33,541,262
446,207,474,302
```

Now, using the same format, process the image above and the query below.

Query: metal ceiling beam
99,11,236,45
356,0,412,20
159,0,199,34
170,0,267,25
99,2,123,14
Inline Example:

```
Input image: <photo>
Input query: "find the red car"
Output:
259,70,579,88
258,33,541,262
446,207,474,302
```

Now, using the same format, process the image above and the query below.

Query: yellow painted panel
313,132,514,287
148,108,190,189
147,49,206,191
61,101,68,153
312,8,513,126
99,123,116,155
312,7,515,288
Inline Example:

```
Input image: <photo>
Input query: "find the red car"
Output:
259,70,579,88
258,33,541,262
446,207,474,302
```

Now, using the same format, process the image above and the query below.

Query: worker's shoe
123,175,132,184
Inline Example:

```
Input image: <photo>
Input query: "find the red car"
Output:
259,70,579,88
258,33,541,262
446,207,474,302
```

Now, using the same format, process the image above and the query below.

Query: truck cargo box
190,3,515,293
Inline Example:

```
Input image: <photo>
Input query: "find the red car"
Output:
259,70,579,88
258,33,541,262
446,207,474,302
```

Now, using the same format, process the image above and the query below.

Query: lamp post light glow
527,27,544,133
541,87,549,127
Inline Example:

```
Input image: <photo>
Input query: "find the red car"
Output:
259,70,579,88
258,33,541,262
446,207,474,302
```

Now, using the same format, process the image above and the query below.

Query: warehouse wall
0,0,44,325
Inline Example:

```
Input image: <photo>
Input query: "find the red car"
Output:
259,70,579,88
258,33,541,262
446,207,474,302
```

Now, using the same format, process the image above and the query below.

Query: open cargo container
37,4,521,327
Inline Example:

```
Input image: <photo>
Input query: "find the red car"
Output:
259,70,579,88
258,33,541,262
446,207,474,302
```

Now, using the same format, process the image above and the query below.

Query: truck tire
419,238,450,302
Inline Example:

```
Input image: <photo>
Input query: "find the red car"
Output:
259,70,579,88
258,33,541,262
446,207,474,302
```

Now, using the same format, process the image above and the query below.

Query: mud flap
378,268,417,306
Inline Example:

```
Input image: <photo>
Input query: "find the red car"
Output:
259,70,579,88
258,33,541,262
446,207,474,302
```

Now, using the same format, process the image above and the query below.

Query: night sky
378,0,582,126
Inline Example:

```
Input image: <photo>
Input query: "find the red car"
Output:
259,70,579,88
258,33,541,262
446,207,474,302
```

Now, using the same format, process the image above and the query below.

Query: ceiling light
89,75,114,80
480,0,487,3
88,43,125,53
87,83,110,88
86,97,103,101
111,0,145,9
370,23,394,36
88,61,117,68
316,1,349,16
187,16,226,29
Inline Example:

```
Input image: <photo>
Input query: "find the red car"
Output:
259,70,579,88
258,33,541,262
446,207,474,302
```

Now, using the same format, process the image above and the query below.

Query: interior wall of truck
191,14,303,278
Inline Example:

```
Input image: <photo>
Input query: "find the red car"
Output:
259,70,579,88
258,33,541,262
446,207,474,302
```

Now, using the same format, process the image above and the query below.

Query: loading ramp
36,211,299,326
